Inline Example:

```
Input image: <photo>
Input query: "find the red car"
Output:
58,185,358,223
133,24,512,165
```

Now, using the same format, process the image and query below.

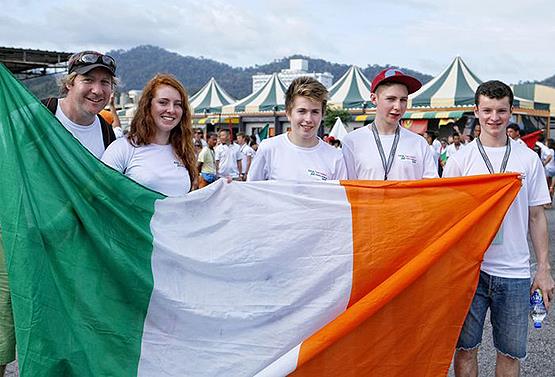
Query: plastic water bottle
530,289,547,329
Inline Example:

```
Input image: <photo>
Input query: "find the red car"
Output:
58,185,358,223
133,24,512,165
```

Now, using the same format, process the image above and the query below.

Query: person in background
193,140,203,160
197,132,218,188
236,132,255,180
102,74,197,196
193,128,207,148
544,138,555,208
472,123,481,138
506,123,526,146
462,133,474,145
424,130,440,173
100,93,124,138
215,129,242,180
446,132,465,158
248,135,259,152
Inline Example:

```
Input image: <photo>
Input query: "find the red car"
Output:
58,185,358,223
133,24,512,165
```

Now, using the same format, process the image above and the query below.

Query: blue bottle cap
534,321,542,329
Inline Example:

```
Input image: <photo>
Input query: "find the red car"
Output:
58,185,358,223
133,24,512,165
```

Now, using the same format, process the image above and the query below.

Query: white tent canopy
329,117,349,140
189,77,236,114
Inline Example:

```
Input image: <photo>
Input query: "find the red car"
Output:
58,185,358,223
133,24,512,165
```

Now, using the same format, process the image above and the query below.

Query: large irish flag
0,63,520,377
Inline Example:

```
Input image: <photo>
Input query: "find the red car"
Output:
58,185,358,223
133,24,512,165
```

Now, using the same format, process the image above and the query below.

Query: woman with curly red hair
102,74,197,196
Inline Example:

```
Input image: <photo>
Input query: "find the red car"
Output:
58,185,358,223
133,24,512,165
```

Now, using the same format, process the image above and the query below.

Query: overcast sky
1,0,554,84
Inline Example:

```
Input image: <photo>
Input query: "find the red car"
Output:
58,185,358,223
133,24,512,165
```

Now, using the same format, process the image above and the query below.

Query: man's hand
531,267,554,310
528,205,553,310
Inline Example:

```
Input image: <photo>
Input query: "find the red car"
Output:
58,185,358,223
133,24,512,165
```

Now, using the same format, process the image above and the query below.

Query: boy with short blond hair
248,77,346,182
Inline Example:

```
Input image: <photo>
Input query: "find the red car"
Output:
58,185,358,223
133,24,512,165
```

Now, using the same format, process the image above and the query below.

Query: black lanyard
371,122,400,180
476,137,511,174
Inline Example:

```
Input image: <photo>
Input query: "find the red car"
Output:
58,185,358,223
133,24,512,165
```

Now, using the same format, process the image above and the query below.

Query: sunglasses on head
71,52,116,70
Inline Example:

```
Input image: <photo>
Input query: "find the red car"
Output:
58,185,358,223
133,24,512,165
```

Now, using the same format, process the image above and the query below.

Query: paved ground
447,207,555,376
5,209,555,377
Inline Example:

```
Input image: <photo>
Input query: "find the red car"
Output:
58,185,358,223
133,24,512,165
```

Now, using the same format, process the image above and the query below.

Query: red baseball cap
371,68,422,94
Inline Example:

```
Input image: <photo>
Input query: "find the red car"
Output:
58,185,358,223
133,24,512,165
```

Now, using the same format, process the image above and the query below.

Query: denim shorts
456,271,530,359
200,172,217,184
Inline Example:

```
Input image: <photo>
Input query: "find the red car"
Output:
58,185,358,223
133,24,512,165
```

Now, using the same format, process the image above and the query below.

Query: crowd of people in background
1,50,554,377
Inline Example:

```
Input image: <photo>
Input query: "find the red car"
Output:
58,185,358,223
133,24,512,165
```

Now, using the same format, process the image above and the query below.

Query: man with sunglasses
1,51,120,375
42,51,118,158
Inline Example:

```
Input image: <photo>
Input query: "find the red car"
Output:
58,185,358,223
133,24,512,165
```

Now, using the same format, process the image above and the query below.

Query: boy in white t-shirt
236,132,255,180
248,77,346,182
341,68,437,180
443,80,554,376
215,129,242,180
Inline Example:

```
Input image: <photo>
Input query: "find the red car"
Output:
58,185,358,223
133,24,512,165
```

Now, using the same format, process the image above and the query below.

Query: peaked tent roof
328,66,373,109
329,117,349,140
409,57,481,108
409,56,549,111
189,77,235,114
222,73,287,113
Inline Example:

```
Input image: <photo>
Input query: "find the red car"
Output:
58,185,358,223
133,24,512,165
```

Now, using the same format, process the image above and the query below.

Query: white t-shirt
443,139,550,278
544,148,555,176
239,143,256,174
432,138,442,155
247,133,347,182
446,143,465,158
429,144,440,170
537,141,550,156
113,127,124,139
101,137,191,197
55,103,105,158
197,146,216,174
215,143,242,178
341,125,438,180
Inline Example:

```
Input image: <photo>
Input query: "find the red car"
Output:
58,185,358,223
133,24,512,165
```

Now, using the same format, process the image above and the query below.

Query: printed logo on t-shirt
173,160,185,168
307,169,329,181
397,154,417,164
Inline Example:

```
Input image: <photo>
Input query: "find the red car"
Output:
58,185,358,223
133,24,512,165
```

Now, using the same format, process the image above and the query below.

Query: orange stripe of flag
292,173,521,376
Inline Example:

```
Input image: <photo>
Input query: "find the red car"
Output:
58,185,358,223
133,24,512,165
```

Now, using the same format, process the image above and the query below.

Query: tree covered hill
22,45,437,100
108,45,434,98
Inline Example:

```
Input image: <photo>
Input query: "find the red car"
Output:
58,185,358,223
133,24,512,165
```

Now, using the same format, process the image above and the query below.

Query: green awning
355,111,468,123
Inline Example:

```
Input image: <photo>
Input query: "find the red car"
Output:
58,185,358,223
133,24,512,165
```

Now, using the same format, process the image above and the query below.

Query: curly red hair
127,74,197,185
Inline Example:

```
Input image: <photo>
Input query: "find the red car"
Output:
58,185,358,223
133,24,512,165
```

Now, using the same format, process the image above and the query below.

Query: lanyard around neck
371,122,400,180
476,137,511,174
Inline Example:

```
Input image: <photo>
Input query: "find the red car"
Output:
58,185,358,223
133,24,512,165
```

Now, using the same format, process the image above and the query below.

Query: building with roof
512,83,555,136
252,59,333,92
0,47,71,79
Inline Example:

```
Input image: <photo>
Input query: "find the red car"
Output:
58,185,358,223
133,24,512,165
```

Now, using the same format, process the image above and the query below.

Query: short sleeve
101,137,133,173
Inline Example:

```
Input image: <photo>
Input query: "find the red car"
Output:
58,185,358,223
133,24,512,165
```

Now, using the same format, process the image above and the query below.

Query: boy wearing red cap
342,68,438,180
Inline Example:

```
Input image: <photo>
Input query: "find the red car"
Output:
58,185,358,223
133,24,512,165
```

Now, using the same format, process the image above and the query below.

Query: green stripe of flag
0,63,163,377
